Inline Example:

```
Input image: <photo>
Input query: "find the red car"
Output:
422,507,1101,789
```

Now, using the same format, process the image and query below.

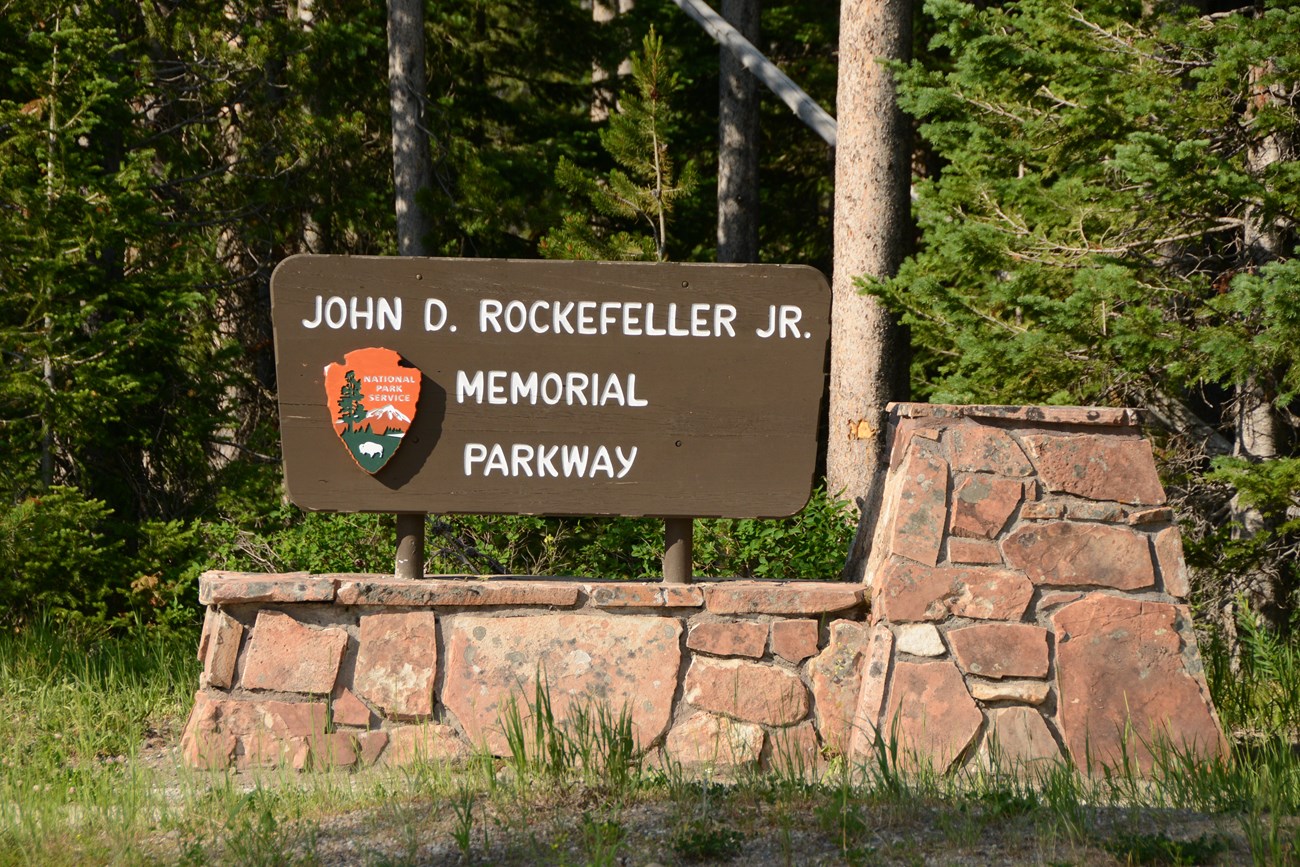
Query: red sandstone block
887,438,949,567
582,582,703,608
1020,501,1067,520
882,659,982,773
1003,521,1155,590
702,581,863,615
199,571,334,605
335,577,580,607
951,475,1023,539
1065,501,1126,522
1052,595,1226,771
945,421,1035,477
807,621,870,753
441,613,680,755
202,610,243,690
889,402,1140,427
769,619,819,663
980,707,1062,769
1022,433,1166,505
241,611,348,695
1129,507,1175,525
687,620,768,658
664,712,764,769
848,624,895,759
354,611,438,718
332,688,373,728
874,558,1033,622
684,657,810,726
180,691,328,771
382,724,470,766
947,538,1002,565
948,623,1049,680
1154,526,1191,598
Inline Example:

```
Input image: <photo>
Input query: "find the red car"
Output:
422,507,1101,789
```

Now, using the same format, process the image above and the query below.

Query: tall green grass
3,620,1300,864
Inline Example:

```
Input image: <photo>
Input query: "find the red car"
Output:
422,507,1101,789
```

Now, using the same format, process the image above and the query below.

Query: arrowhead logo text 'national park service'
323,347,421,474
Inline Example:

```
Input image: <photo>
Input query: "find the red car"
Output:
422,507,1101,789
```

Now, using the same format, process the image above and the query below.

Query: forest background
1,0,1298,705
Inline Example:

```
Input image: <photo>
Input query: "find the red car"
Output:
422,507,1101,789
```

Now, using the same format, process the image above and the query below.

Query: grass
2,624,1300,865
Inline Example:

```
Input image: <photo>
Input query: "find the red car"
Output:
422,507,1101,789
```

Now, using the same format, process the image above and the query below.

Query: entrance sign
271,255,830,518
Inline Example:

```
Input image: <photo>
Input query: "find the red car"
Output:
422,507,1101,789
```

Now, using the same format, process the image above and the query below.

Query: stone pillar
851,403,1227,774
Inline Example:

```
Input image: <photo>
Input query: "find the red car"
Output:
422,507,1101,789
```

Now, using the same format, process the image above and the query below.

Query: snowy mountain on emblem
366,404,411,424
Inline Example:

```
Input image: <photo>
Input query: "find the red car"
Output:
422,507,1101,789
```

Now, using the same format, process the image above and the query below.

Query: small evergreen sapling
541,28,698,262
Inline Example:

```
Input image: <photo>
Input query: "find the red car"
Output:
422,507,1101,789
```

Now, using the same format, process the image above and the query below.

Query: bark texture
388,0,434,257
717,0,760,263
829,0,913,577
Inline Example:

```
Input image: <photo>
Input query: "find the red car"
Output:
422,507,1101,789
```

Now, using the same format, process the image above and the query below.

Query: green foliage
870,0,1300,633
541,28,699,262
1104,831,1230,866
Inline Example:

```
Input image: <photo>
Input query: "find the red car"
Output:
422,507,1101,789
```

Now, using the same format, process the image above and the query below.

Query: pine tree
541,28,699,262
871,0,1300,635
337,372,367,433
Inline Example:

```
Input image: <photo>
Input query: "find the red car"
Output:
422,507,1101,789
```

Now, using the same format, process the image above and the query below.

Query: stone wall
183,576,869,772
181,403,1227,774
858,404,1226,773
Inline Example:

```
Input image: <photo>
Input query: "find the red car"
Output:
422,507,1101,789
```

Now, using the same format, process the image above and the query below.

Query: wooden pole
663,518,693,584
395,513,425,580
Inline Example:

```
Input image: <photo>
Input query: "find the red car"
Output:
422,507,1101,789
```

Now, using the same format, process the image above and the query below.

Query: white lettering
714,304,737,337
615,446,637,478
666,303,690,337
511,371,538,404
780,305,803,338
480,299,503,332
589,446,614,478
324,296,347,329
350,296,373,330
302,295,324,328
537,445,559,477
461,441,638,479
487,370,508,405
553,301,575,334
456,370,484,403
690,303,710,337
464,443,487,475
621,302,642,336
424,298,448,331
576,301,597,335
562,445,589,476
529,300,550,334
626,374,648,407
541,372,564,404
504,300,527,333
511,443,534,477
644,302,666,336
377,297,402,330
484,443,509,476
566,372,589,406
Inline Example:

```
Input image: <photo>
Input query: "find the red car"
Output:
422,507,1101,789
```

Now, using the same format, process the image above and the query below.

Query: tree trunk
388,0,434,258
828,0,913,578
1221,56,1294,657
717,0,760,263
388,0,436,577
592,0,634,123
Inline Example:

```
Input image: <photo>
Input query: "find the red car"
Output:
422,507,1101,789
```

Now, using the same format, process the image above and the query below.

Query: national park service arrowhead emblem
323,347,421,474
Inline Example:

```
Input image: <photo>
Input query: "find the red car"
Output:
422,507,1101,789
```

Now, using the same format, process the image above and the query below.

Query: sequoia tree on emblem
322,347,422,474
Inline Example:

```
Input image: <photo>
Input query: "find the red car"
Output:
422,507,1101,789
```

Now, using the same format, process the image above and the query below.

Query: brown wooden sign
270,255,830,518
